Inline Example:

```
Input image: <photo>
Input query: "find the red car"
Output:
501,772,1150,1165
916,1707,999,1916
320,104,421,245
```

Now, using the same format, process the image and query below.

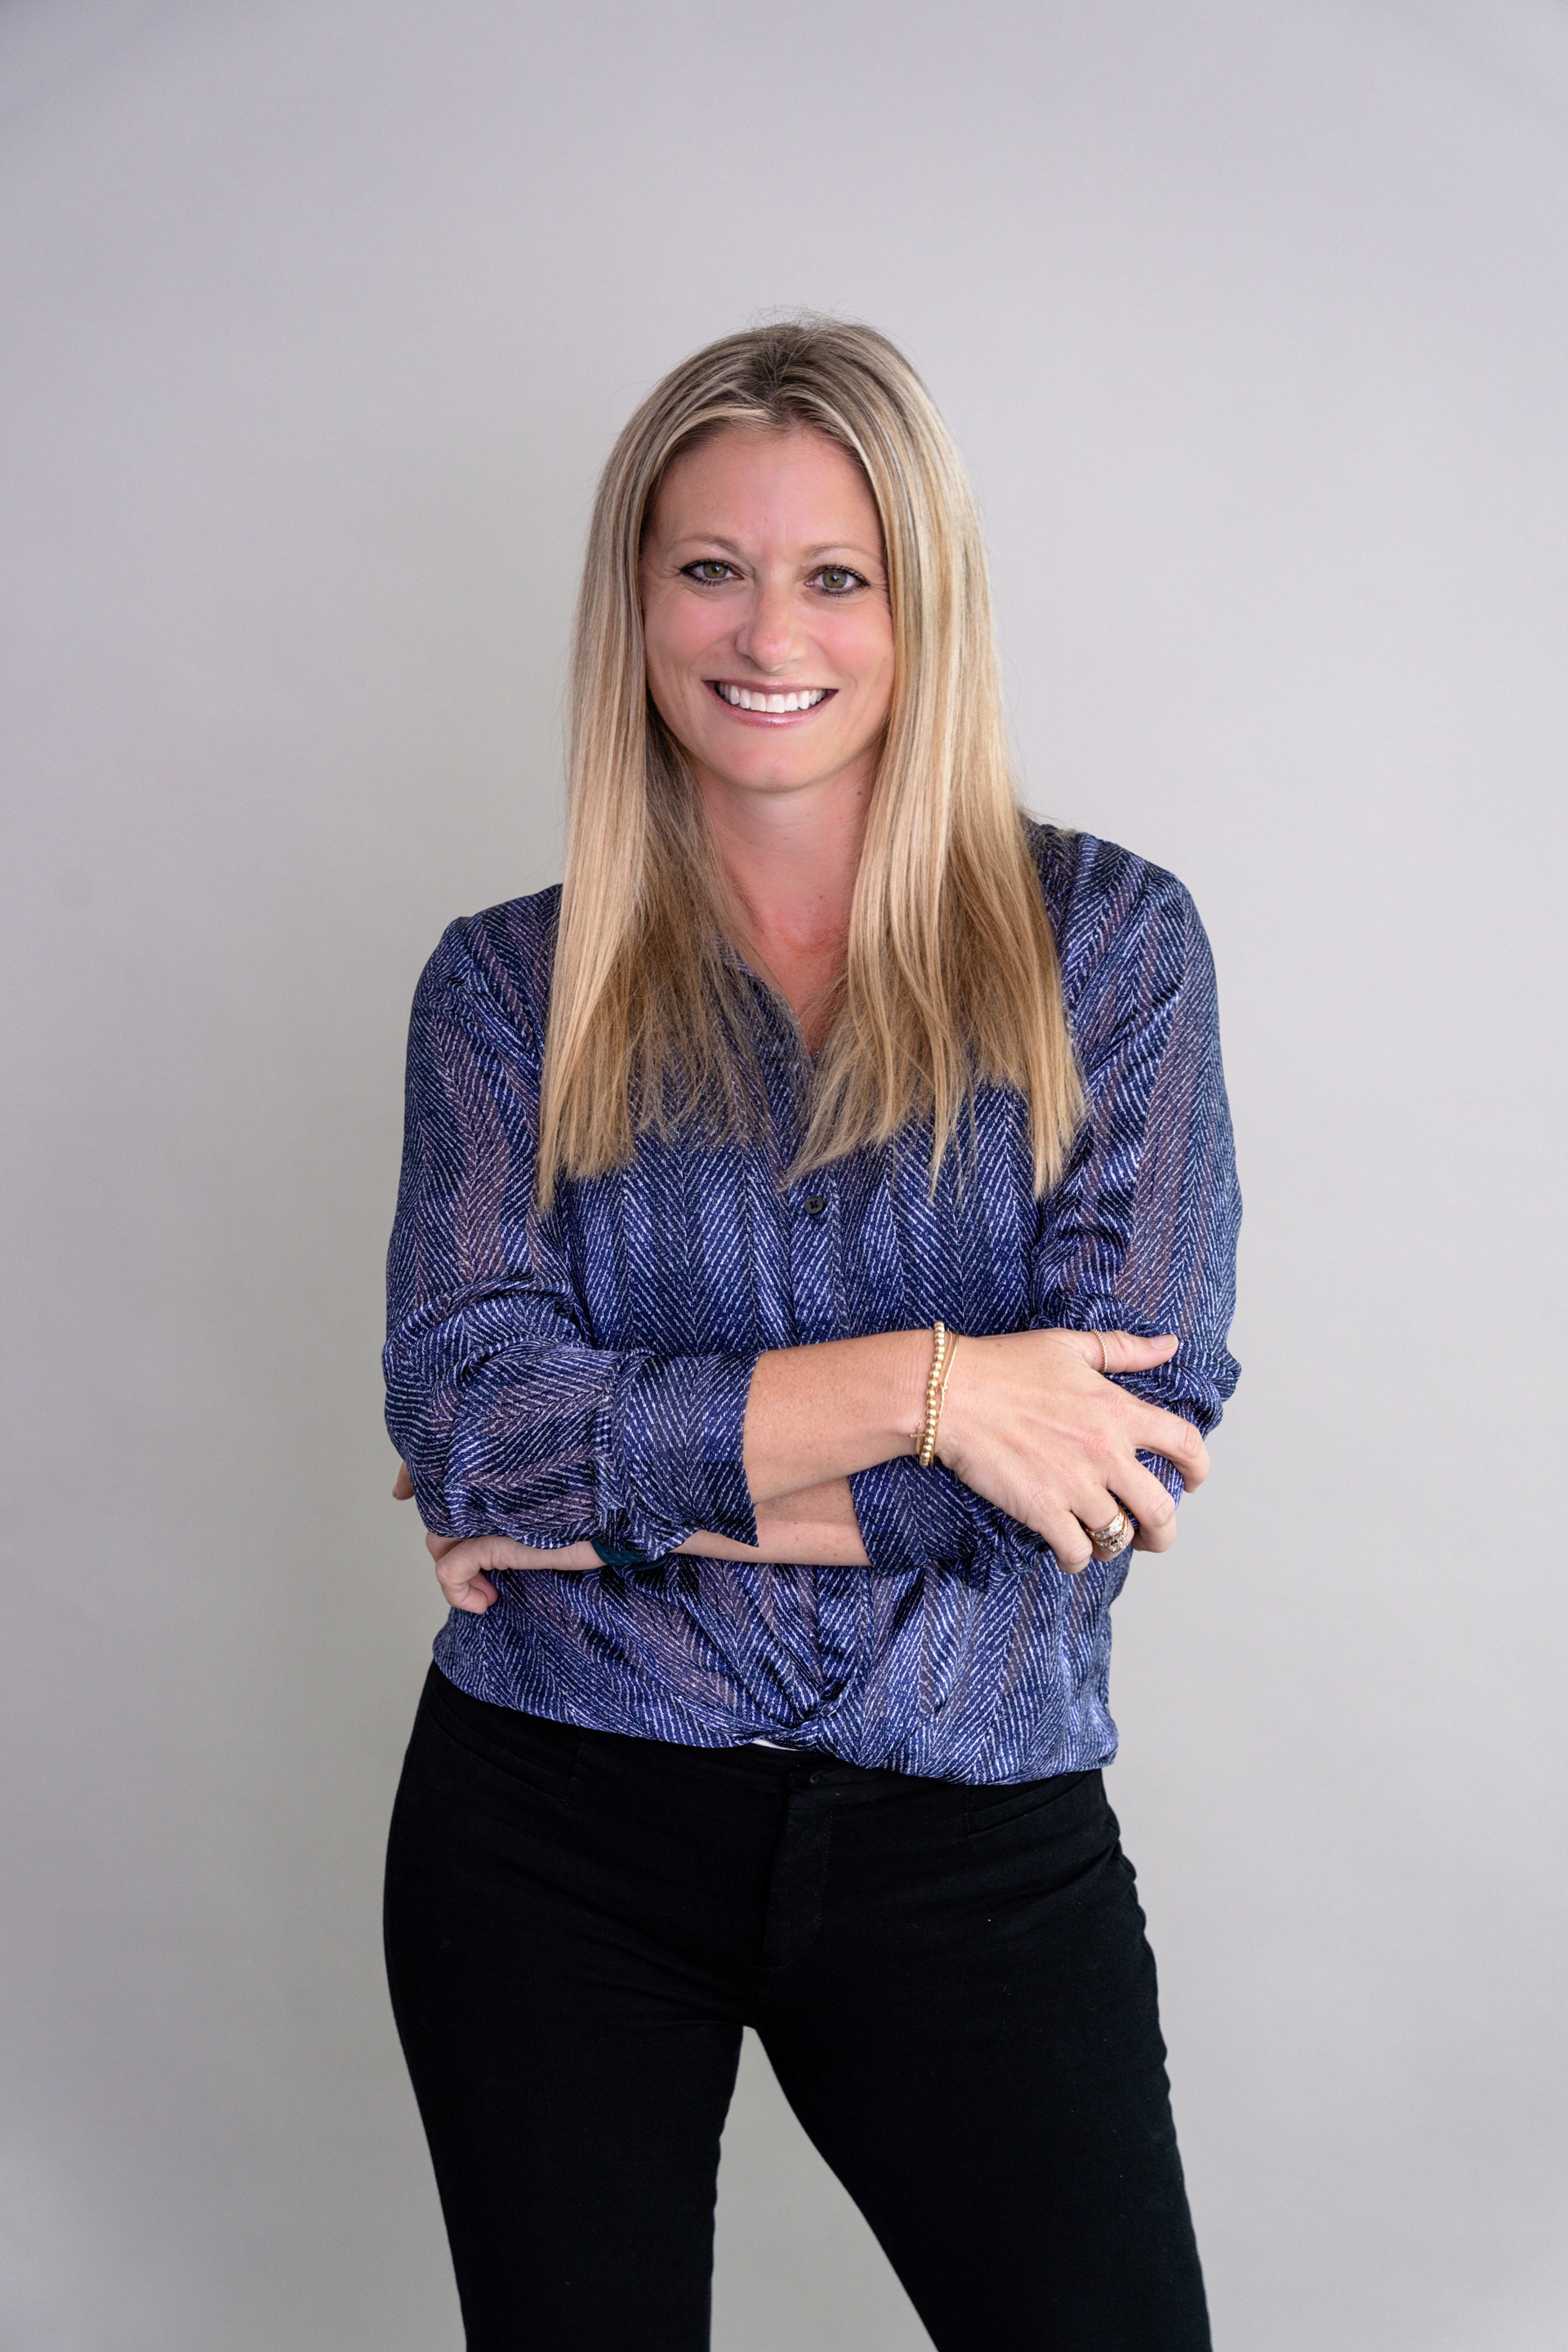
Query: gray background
2,2,1564,2345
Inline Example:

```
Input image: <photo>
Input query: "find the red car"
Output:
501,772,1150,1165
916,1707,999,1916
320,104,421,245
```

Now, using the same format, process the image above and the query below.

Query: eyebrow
666,535,881,561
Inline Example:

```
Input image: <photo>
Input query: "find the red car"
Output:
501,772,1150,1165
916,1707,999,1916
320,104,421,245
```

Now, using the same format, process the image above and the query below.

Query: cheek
829,611,895,716
641,590,714,690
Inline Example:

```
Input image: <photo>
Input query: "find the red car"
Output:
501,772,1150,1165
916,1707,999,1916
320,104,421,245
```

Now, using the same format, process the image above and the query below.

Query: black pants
384,1664,1210,2351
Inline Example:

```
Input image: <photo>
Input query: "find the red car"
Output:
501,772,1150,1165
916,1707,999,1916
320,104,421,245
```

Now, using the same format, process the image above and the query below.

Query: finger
1071,1462,1179,1557
1111,1460,1181,1552
1127,1404,1210,1490
392,1461,415,1501
428,1531,528,1573
1035,1501,1094,1575
1053,1330,1179,1377
427,1530,595,1575
436,1559,497,1615
430,1536,506,1610
1071,1486,1127,1553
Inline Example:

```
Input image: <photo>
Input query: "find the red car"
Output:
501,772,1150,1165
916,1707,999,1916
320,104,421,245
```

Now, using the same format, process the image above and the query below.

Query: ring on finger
1083,1507,1134,1559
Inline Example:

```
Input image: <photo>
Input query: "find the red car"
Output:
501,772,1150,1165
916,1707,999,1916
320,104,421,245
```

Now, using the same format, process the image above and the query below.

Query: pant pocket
964,1766,1098,1838
419,1668,585,1805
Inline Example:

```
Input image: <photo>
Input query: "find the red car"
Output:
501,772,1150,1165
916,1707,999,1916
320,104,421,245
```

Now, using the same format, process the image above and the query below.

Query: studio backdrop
2,2,1564,2347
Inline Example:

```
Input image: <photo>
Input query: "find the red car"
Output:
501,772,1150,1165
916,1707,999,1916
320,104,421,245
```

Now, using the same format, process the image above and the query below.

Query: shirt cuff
604,1350,760,1555
590,1538,673,1569
849,1454,1046,1575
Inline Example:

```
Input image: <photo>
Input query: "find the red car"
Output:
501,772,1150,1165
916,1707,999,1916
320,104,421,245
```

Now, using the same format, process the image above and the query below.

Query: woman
383,318,1239,2352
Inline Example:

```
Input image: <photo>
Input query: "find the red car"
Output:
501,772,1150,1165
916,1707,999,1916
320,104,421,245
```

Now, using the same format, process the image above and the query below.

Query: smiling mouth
706,680,835,715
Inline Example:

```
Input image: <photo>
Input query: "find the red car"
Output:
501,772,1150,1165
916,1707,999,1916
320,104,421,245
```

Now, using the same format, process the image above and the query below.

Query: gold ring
1085,1508,1132,1557
1096,1332,1110,1376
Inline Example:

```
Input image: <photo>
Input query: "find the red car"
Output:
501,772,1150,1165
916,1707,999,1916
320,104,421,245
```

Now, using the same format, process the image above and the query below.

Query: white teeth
716,684,828,711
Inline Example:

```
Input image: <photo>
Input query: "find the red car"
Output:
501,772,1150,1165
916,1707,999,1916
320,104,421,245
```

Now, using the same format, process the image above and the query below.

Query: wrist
884,1328,933,1458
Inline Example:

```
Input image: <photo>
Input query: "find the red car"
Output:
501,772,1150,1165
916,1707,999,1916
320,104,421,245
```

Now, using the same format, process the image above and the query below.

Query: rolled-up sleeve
849,1452,1021,1575
383,922,760,1554
1030,851,1241,1503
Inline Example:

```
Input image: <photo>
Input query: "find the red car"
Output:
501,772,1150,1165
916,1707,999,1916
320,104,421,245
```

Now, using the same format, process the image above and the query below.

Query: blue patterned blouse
385,823,1240,1784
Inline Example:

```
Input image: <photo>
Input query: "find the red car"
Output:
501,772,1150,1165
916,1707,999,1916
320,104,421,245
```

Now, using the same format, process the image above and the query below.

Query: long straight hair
537,317,1085,1207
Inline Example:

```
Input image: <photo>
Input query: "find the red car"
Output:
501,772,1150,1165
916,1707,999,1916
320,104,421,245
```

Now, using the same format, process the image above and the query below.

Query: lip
704,679,838,726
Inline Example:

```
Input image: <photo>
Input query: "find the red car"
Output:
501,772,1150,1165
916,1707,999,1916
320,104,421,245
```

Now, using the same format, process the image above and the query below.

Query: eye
682,559,739,585
811,564,866,595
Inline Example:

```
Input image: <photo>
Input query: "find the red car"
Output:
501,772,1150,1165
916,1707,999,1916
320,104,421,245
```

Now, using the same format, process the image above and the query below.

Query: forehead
648,425,882,548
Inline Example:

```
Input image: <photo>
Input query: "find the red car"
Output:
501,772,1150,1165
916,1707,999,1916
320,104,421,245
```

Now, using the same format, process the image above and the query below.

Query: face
639,425,895,807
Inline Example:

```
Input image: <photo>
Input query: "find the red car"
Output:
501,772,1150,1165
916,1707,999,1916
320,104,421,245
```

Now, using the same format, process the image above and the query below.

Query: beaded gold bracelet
916,1321,961,1468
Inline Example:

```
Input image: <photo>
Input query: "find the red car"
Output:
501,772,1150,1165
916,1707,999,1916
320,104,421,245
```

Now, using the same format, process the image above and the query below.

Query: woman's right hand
935,1329,1208,1574
394,1462,599,1612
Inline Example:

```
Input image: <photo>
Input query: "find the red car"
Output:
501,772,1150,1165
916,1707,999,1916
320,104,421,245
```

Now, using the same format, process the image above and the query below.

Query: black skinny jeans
384,1664,1210,2352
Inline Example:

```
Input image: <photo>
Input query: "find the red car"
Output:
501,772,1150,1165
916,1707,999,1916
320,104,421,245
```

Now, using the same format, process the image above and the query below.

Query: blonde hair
538,316,1084,1207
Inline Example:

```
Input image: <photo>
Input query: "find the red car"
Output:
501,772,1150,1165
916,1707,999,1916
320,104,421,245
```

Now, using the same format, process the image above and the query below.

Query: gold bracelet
917,1321,961,1468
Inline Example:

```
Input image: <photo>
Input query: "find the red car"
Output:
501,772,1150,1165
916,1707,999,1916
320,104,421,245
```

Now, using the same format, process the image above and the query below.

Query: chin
711,749,832,792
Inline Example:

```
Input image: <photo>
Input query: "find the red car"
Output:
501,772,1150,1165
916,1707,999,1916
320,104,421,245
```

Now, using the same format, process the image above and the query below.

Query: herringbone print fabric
385,825,1241,1784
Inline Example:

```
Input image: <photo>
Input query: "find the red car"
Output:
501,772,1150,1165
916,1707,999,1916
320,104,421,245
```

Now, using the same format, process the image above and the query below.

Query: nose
733,575,800,675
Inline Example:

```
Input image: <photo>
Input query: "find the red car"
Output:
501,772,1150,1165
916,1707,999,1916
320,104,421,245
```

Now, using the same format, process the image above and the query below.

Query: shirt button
803,1194,826,1217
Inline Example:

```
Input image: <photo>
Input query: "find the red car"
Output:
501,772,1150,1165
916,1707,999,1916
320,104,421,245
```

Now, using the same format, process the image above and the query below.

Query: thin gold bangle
916,1321,947,1468
917,1321,961,1468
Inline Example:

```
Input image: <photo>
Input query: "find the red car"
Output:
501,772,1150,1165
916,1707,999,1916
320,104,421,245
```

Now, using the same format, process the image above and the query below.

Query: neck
691,759,873,1042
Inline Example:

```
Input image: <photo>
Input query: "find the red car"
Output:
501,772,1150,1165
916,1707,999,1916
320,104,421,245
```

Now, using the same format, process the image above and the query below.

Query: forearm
741,1332,929,1503
677,1477,869,1566
500,1482,871,1567
426,1477,871,1573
